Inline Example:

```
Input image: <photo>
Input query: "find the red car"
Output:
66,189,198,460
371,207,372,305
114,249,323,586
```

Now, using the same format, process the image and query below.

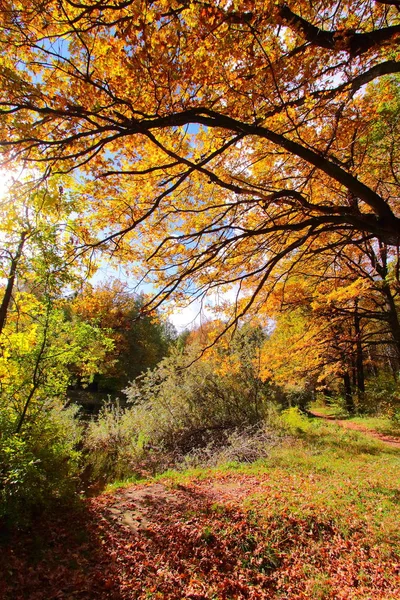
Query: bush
361,374,400,418
82,328,279,483
82,359,281,482
83,405,282,480
124,341,272,448
0,402,82,526
278,407,313,434
389,405,400,431
83,401,149,482
180,425,280,469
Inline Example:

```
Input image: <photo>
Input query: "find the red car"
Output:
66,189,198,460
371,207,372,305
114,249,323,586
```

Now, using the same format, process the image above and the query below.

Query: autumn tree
0,0,399,332
257,241,400,412
71,281,176,391
338,241,400,367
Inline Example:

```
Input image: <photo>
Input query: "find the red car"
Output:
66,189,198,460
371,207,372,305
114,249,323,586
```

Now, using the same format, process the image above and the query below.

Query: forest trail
310,411,400,449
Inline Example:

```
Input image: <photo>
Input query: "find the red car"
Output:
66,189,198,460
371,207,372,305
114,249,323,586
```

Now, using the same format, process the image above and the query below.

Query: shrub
125,341,273,448
0,401,82,526
278,407,313,434
83,402,150,481
82,327,280,483
362,374,400,418
180,425,280,469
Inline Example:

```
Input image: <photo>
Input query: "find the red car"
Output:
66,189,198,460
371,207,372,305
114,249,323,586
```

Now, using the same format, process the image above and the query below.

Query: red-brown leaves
1,469,399,599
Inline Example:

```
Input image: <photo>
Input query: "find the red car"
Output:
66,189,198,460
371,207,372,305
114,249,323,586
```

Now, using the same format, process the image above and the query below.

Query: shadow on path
0,481,279,600
2,474,400,599
0,502,125,600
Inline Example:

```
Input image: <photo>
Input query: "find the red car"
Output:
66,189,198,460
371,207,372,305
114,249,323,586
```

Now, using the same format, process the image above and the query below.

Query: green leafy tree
0,177,113,524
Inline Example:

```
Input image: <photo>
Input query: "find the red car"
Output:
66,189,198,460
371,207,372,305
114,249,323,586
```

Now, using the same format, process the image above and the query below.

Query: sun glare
0,169,14,199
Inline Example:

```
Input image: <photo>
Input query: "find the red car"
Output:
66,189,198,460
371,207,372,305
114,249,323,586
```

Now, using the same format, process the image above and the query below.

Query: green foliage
366,75,400,147
0,291,112,524
278,407,313,434
323,373,400,425
0,402,82,526
0,299,113,429
83,326,276,482
120,299,176,384
0,175,89,300
362,373,400,418
0,176,117,524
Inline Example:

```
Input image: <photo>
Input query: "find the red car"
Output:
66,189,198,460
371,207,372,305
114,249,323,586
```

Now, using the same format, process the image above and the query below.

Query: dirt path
310,411,400,448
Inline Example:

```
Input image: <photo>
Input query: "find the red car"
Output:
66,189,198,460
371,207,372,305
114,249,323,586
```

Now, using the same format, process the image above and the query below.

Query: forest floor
1,420,400,600
309,411,400,449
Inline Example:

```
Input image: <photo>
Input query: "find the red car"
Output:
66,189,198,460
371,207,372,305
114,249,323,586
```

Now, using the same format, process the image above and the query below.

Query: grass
104,474,147,493
310,401,400,437
150,414,400,597
349,415,400,435
309,403,350,419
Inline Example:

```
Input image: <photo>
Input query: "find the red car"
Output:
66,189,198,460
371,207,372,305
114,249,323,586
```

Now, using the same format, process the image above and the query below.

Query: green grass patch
104,473,147,493
309,403,349,418
310,402,400,437
349,415,400,436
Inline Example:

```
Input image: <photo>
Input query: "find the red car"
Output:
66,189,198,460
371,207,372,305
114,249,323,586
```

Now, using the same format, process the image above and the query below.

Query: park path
310,411,400,449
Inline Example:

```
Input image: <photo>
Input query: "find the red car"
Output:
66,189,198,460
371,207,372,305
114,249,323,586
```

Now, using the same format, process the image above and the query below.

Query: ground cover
1,420,399,600
309,405,400,448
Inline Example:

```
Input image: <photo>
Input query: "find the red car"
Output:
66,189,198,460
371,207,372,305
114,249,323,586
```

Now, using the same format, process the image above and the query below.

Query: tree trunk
354,301,365,403
0,231,28,336
382,283,400,369
343,371,355,413
367,346,378,378
15,299,51,434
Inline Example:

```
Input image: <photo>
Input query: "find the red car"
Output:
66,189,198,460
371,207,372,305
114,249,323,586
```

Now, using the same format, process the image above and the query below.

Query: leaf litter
1,470,399,599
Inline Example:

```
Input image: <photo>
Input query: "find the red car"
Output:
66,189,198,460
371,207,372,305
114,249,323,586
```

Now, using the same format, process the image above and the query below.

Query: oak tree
0,0,399,328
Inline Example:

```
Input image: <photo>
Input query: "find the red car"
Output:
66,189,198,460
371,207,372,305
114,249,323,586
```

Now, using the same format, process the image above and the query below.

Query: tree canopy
71,281,176,390
0,0,399,327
